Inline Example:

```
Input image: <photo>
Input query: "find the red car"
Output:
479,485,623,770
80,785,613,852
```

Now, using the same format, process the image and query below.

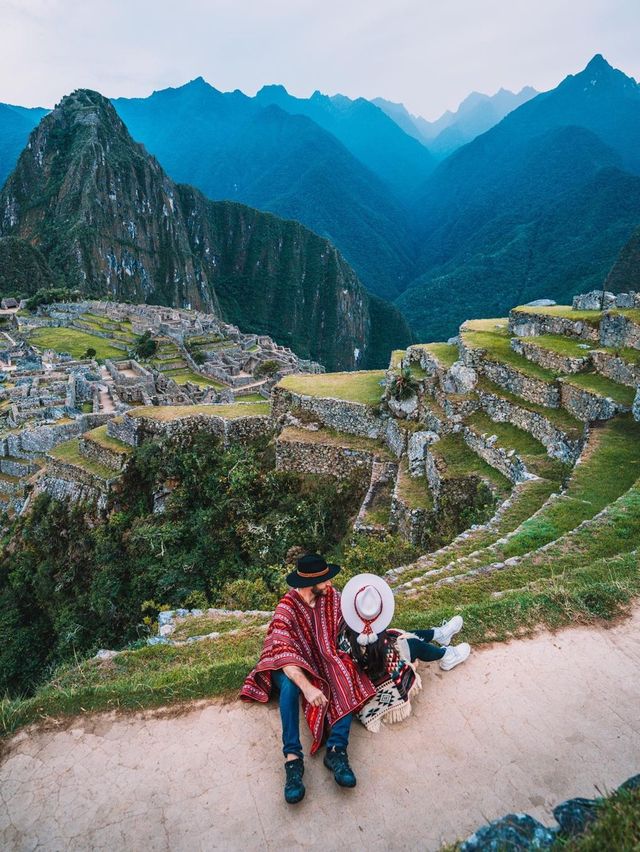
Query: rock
572,290,615,310
618,773,640,792
407,430,438,476
442,361,477,394
525,299,556,307
387,394,418,419
146,636,170,646
447,335,460,345
460,813,556,851
576,343,592,349
158,611,174,626
94,649,119,661
633,387,640,422
614,292,636,309
552,797,601,837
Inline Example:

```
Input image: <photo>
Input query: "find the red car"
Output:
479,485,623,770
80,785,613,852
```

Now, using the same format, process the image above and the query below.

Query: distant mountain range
0,90,410,369
1,54,639,348
373,86,538,156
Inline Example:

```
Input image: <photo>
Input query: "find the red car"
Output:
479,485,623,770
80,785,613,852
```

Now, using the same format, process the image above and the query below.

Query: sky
1,0,640,119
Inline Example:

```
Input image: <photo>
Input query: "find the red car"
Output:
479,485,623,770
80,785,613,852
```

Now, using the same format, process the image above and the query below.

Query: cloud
0,0,638,116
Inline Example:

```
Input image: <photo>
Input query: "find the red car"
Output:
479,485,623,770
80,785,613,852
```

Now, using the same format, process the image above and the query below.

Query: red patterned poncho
240,586,377,754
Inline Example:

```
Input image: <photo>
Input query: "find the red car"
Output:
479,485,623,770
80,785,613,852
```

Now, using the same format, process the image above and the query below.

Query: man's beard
311,585,327,597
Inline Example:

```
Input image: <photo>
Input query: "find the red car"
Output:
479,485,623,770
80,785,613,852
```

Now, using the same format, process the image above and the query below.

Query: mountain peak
585,53,611,72
256,84,289,98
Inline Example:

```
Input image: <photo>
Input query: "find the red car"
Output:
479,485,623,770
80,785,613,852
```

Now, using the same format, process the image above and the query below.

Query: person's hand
303,685,328,708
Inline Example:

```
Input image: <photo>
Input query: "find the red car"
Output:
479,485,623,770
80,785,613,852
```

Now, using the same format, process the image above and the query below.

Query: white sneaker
432,615,463,646
439,642,471,671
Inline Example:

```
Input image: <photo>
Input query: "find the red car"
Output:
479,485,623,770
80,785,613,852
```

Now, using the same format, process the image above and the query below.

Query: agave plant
388,366,420,401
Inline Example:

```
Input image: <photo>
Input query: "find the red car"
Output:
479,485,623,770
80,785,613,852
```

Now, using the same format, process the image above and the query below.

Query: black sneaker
323,746,356,788
284,757,305,804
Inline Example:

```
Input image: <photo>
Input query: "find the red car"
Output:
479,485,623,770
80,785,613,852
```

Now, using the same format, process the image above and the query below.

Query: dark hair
343,625,391,683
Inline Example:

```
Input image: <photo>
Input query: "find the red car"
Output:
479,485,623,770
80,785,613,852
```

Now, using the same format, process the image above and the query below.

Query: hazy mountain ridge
0,89,411,369
112,80,418,299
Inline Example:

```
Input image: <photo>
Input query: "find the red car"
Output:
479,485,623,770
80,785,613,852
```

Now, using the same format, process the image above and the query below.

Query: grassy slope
28,327,125,360
278,371,385,405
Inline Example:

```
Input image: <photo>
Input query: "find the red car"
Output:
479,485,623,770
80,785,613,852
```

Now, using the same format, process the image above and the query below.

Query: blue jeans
271,668,352,759
406,628,446,662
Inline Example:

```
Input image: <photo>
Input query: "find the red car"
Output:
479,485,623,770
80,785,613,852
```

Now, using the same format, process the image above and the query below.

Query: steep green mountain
253,85,435,198
401,56,640,339
605,224,640,292
112,80,417,300
0,102,48,188
0,236,57,296
0,89,411,369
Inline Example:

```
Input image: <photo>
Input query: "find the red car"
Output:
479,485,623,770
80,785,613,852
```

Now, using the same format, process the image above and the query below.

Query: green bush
133,331,158,359
0,433,364,698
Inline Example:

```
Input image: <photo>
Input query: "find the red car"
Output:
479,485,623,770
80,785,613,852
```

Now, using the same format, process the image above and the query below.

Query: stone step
508,305,601,342
510,335,592,374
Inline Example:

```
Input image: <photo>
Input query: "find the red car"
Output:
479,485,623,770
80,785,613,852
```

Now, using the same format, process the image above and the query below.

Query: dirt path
2,612,640,851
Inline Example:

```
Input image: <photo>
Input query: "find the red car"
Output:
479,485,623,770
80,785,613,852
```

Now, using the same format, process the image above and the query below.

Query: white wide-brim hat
340,573,395,645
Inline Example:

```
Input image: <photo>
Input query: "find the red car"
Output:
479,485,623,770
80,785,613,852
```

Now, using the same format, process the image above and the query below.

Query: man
240,553,377,804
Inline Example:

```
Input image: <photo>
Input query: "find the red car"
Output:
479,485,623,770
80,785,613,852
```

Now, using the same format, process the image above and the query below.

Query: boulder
387,393,419,419
552,797,601,837
407,430,439,476
615,291,637,308
572,290,615,310
460,813,556,851
525,299,556,307
633,386,640,422
442,361,477,394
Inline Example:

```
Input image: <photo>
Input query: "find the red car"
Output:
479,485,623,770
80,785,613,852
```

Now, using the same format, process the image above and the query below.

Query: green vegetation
48,439,115,480
520,333,596,358
561,372,637,406
396,462,433,510
418,342,459,368
278,370,386,405
388,366,421,401
83,425,132,455
28,327,124,361
476,376,584,439
162,368,225,388
552,784,640,850
128,401,271,421
133,330,158,359
236,393,267,403
255,359,280,378
461,321,559,381
0,434,365,702
512,305,603,325
432,433,512,498
389,349,405,369
279,425,392,460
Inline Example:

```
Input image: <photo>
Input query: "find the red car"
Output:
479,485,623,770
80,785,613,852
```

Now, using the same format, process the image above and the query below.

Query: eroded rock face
633,386,640,422
387,393,419,419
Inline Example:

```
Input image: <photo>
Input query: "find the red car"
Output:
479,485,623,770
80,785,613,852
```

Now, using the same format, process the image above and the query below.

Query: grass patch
461,322,559,382
521,334,596,358
279,425,393,459
48,439,115,480
419,342,459,368
0,629,265,738
552,784,640,850
162,369,225,389
396,462,433,510
83,425,132,455
432,433,512,497
512,305,603,326
561,372,637,406
236,393,267,403
128,401,271,421
28,327,125,361
278,371,386,405
170,614,269,641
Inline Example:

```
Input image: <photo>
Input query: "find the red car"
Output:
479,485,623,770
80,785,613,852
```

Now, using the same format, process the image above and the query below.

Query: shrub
388,367,420,401
84,347,97,359
255,359,280,378
133,331,158,359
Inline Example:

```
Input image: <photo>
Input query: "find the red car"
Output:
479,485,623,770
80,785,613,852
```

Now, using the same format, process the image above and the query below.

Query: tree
133,331,158,359
84,347,97,359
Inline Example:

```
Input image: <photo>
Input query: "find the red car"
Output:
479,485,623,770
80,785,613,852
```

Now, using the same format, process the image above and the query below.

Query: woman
338,573,471,732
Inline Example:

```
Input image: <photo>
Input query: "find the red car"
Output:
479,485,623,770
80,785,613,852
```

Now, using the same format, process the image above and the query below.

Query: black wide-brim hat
286,553,341,588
